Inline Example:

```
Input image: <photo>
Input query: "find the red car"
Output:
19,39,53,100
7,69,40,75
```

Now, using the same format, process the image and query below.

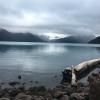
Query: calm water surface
0,42,100,87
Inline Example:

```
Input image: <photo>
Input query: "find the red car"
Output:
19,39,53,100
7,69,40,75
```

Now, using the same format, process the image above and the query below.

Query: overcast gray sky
0,0,100,35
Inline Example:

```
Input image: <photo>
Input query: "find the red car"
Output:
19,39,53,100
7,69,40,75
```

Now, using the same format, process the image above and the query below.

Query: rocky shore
0,72,100,100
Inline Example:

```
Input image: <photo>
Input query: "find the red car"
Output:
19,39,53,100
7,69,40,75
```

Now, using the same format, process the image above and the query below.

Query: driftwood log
62,58,100,86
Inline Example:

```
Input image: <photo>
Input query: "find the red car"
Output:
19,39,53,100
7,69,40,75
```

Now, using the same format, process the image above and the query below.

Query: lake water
0,42,100,87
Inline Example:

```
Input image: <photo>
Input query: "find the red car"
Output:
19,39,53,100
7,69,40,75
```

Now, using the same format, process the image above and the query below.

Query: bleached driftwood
62,58,100,86
74,58,100,72
71,67,77,86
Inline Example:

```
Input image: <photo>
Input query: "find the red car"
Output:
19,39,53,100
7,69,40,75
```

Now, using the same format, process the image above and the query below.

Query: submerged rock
8,82,20,87
18,75,21,79
34,81,39,84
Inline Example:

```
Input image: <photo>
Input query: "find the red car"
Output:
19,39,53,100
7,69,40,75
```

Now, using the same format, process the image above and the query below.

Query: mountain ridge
89,36,100,44
51,35,95,43
0,28,95,43
0,29,45,42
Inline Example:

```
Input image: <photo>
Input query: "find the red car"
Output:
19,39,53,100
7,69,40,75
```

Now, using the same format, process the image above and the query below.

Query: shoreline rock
0,72,99,100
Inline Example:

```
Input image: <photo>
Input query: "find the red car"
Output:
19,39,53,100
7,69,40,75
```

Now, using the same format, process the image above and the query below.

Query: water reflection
37,44,67,55
0,43,67,54
0,45,44,53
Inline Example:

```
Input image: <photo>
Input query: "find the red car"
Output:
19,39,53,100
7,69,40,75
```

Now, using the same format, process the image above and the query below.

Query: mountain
0,28,95,43
89,36,100,44
0,29,45,42
52,35,95,43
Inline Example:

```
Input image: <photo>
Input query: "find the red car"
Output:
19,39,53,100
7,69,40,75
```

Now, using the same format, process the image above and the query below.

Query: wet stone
15,93,32,100
0,97,10,100
18,75,21,79
8,82,20,87
59,95,69,100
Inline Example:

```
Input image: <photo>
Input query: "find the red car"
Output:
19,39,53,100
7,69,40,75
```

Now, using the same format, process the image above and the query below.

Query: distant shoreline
0,41,100,47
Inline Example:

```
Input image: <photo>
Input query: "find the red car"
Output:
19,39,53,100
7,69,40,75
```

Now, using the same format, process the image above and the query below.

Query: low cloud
0,0,100,36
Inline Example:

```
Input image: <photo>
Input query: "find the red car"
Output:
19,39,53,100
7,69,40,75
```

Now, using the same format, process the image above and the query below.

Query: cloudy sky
0,0,100,36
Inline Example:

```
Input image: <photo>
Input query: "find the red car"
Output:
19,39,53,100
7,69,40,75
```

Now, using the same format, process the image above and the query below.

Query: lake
0,42,100,87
